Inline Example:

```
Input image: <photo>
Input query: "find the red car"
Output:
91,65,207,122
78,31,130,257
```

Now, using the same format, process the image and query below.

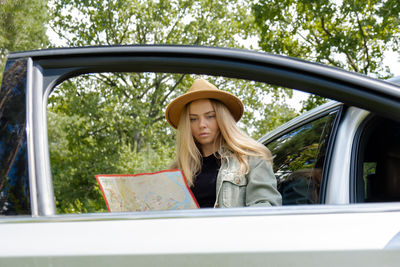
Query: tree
0,0,49,83
50,0,249,47
48,0,297,213
253,0,400,110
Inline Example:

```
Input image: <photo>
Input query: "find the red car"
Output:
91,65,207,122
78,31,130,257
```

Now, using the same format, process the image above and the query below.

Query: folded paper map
96,169,199,212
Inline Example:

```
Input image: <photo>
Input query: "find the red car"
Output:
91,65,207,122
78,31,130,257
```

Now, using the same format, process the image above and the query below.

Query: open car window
47,72,299,214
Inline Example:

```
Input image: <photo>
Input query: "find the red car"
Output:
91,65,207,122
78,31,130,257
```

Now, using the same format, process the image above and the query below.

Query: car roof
8,45,400,121
258,75,400,144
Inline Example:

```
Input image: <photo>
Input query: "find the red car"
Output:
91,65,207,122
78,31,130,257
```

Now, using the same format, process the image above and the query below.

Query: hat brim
165,89,244,129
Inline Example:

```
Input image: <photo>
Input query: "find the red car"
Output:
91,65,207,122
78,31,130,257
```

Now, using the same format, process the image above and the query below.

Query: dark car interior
356,116,400,203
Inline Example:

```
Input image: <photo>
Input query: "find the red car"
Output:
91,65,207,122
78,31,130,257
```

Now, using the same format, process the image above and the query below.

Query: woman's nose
199,117,207,128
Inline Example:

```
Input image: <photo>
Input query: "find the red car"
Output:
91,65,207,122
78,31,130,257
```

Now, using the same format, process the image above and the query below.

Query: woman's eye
190,118,197,121
207,115,215,119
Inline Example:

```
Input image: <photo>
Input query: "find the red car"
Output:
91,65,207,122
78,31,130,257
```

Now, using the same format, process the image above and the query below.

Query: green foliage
49,0,251,47
0,0,49,83
253,0,400,111
204,78,297,139
267,113,335,179
48,73,296,213
47,0,300,213
288,143,319,172
300,94,329,114
48,74,178,213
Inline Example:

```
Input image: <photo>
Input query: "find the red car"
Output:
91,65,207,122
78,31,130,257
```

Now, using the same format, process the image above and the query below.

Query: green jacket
214,155,282,208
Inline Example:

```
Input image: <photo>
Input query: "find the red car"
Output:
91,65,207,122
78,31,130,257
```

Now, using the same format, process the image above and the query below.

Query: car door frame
3,45,400,266
8,45,400,216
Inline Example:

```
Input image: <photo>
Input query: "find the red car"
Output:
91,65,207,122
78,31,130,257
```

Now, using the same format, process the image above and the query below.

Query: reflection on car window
266,112,338,205
0,59,31,215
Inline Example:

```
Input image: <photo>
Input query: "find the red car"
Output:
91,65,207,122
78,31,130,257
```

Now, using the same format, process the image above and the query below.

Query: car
259,94,400,206
1,45,400,266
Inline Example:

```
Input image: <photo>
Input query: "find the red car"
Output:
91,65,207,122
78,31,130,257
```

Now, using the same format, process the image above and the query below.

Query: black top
191,154,221,208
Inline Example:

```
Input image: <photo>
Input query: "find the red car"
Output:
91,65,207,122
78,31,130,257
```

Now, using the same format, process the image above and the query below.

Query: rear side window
266,112,338,205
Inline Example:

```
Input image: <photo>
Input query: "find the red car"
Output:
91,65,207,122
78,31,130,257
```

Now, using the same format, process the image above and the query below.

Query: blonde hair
175,99,273,186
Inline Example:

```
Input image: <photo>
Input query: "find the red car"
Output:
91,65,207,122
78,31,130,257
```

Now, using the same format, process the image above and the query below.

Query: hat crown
188,79,218,93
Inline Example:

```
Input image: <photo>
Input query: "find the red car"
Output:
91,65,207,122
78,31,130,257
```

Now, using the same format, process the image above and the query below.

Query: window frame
350,114,375,203
17,45,400,216
351,114,400,203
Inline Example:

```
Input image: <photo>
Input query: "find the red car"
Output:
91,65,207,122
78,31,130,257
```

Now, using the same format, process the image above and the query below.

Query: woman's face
188,99,220,154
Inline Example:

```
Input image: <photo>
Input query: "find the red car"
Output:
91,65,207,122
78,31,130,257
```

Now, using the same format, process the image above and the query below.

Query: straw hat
165,79,244,129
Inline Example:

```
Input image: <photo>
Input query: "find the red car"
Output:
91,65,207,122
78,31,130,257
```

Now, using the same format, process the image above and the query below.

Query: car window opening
359,117,400,202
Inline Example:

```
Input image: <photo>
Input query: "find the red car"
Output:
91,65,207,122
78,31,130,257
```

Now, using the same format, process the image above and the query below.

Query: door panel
1,207,400,266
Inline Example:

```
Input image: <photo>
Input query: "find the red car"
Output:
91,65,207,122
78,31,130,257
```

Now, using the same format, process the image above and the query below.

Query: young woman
165,78,282,208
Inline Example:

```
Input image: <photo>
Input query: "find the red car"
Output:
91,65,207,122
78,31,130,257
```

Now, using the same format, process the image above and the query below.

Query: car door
1,46,400,266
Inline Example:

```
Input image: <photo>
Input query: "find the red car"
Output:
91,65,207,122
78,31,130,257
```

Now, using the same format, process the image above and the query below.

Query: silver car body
1,46,400,266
